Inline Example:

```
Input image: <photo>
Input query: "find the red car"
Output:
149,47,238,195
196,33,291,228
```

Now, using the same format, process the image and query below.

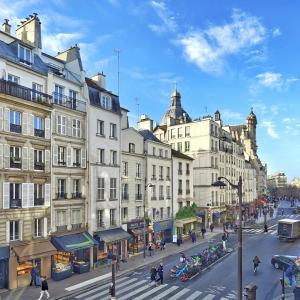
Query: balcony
52,92,86,112
151,176,156,180
58,161,66,166
136,173,141,178
186,170,190,175
159,176,164,181
135,194,143,201
10,123,22,133
56,192,67,199
186,189,190,195
166,176,170,181
122,194,129,201
34,161,45,171
178,189,183,195
178,170,182,175
72,223,82,230
167,195,171,199
151,196,157,200
34,197,44,206
159,195,164,200
56,225,67,232
10,158,21,169
71,192,82,199
73,162,81,167
34,128,45,138
0,79,52,105
10,198,22,208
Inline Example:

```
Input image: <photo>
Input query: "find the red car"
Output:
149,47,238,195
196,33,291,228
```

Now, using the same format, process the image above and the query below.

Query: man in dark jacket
157,262,163,285
30,265,37,287
201,227,206,238
37,276,50,300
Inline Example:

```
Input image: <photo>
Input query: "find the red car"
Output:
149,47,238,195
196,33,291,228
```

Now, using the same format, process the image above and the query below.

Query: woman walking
37,276,50,300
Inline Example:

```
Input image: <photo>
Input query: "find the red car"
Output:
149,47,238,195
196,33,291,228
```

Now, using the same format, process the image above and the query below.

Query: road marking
151,286,179,300
269,224,277,229
185,291,203,300
168,288,191,300
118,283,152,300
134,284,167,300
201,294,216,300
270,230,277,235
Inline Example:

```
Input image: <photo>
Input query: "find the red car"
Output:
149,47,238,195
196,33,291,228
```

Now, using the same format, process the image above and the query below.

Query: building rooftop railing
52,92,86,112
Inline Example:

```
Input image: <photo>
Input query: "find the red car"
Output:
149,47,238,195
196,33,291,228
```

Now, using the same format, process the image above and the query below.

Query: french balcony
0,79,52,105
10,158,22,169
56,225,67,232
178,189,183,195
186,170,190,175
34,197,44,206
52,92,86,112
186,189,190,195
122,194,129,201
58,160,66,166
159,195,164,200
110,220,117,226
10,198,22,208
10,124,22,133
151,196,157,200
56,192,67,199
71,192,82,199
71,223,82,230
73,162,81,167
34,128,45,138
34,161,45,171
97,222,105,229
159,176,164,181
135,194,143,201
178,170,182,175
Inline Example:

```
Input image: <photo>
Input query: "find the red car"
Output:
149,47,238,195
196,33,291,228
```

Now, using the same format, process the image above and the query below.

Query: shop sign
153,219,173,232
127,220,145,230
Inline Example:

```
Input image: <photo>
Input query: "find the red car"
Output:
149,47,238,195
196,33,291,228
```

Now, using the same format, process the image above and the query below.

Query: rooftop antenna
204,106,208,114
114,48,121,97
136,97,140,122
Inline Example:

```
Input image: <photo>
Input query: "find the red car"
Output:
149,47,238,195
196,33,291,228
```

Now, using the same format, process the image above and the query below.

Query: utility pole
110,255,116,300
114,48,121,96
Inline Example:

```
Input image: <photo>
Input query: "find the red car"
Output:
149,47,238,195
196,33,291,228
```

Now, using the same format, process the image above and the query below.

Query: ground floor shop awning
51,232,97,252
0,246,9,260
94,228,131,243
174,217,200,227
11,240,56,261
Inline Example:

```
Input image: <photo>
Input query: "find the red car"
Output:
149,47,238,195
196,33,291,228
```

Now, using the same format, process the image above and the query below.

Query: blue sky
2,0,300,180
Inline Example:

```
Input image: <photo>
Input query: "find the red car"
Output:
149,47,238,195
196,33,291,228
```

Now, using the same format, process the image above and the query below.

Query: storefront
93,228,131,265
0,246,9,289
51,231,97,280
127,220,147,254
174,217,201,240
9,240,56,289
153,219,173,243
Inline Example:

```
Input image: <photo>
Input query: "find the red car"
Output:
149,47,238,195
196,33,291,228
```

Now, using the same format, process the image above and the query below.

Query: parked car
271,255,300,271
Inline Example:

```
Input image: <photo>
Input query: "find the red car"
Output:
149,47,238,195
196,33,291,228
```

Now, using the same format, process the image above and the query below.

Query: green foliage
175,203,198,220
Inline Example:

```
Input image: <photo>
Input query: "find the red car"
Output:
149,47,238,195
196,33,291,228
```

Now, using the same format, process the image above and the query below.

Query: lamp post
144,183,154,258
212,175,243,300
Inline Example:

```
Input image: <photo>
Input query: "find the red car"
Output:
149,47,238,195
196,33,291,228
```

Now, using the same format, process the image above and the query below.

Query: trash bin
244,283,257,300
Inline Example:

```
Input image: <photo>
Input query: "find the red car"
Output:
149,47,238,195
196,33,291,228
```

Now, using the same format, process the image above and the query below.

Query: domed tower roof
247,108,257,123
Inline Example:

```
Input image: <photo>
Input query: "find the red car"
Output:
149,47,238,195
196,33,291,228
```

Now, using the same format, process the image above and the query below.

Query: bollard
244,283,257,300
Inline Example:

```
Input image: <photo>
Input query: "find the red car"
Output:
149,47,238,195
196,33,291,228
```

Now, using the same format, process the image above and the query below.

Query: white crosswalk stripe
151,286,179,300
134,284,167,300
202,294,216,300
185,291,203,299
168,288,191,300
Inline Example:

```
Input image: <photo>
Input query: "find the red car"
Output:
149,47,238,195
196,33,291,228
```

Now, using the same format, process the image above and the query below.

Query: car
293,207,300,214
271,255,300,271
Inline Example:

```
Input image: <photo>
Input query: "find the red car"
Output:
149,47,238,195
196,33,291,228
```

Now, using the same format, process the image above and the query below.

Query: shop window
10,220,20,241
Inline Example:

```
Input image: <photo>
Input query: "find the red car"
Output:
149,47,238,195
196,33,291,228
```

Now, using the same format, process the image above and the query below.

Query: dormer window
19,45,31,65
101,94,112,110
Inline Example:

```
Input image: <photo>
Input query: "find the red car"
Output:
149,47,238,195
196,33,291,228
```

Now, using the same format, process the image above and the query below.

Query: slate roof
138,129,162,143
171,149,193,160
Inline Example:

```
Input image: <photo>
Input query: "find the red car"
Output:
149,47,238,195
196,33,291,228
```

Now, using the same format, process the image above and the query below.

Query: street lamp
144,183,154,258
212,175,243,300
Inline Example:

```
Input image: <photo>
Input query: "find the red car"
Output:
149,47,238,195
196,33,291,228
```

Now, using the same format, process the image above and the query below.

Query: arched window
129,143,135,153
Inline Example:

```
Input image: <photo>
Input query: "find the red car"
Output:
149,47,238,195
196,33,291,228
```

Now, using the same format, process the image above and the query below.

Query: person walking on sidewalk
157,262,164,285
148,242,153,256
150,266,157,286
201,226,206,238
30,264,39,287
37,276,50,300
210,223,214,232
222,233,227,251
160,237,165,250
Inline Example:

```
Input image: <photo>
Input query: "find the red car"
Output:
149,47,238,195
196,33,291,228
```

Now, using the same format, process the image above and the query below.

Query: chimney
16,13,42,48
92,72,106,89
137,114,153,131
2,19,11,35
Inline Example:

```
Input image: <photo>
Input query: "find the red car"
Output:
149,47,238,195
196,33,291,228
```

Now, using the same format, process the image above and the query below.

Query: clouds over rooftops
260,120,279,139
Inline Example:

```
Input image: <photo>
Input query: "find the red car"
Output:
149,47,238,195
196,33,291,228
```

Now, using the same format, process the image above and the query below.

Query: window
34,218,42,238
186,180,190,194
167,207,171,218
110,151,117,165
73,179,80,197
152,165,156,179
166,186,171,198
171,129,176,139
152,208,156,219
136,184,142,200
10,110,21,133
171,143,175,149
159,166,164,180
71,209,81,229
73,149,81,167
97,178,105,201
159,185,164,199
10,220,20,241
34,149,44,170
97,210,104,227
178,180,182,194
160,208,164,219
10,146,21,169
122,162,128,176
32,83,43,100
152,147,156,156
69,90,77,109
136,206,141,218
159,149,163,157
110,209,116,226
34,115,44,137
177,142,182,152
7,74,19,84
185,126,190,137
97,120,105,136
151,185,156,200
54,85,64,104
110,178,117,200
166,167,170,180
101,94,112,109
122,183,128,200
58,146,66,165
57,179,66,198
187,201,191,207
122,207,128,220
136,163,141,178
129,143,135,153
34,184,44,206
9,183,21,207
185,141,190,152
110,123,117,138
98,148,105,164
178,127,183,137
56,210,67,231
19,45,31,64
179,202,183,209
165,150,168,158
72,120,81,137
178,162,182,175
186,163,190,175
57,115,66,135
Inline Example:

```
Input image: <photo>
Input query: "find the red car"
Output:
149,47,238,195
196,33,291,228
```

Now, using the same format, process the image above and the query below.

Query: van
278,219,300,241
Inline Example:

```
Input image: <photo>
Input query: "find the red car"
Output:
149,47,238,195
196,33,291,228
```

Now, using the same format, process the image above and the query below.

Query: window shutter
67,117,72,136
29,148,34,170
43,217,48,237
22,147,28,170
19,220,23,240
28,183,34,207
53,145,58,166
22,112,28,135
45,117,51,139
22,183,28,208
3,144,9,169
0,143,3,169
45,149,50,172
44,183,51,207
28,114,34,136
56,115,59,134
72,120,76,137
3,108,9,132
3,182,9,209
0,107,3,131
6,220,10,243
67,178,71,197
81,148,86,168
67,146,72,167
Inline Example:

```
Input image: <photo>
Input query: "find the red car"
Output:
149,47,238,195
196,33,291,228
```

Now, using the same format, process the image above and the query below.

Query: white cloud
255,72,298,91
272,28,281,37
283,118,296,123
177,9,266,74
222,109,243,121
261,121,279,139
149,0,177,34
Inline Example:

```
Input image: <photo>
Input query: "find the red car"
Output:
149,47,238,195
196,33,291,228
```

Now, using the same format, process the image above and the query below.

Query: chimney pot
2,18,11,34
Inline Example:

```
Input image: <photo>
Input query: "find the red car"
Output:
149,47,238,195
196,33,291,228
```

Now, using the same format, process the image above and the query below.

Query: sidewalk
2,228,224,300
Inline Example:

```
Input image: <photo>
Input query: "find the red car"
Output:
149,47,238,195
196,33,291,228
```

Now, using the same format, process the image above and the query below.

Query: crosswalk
243,228,277,235
71,276,237,300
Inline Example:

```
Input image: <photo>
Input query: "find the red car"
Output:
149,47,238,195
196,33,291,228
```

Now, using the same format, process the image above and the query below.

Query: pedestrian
107,248,113,266
176,236,181,247
192,232,197,243
264,224,268,233
160,238,165,251
30,264,38,287
222,233,227,251
37,276,50,300
201,227,206,238
210,223,214,232
148,242,153,256
150,266,157,286
281,209,284,216
157,262,164,285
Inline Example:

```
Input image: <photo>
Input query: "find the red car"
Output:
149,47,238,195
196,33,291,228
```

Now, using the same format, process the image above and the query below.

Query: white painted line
118,282,151,300
269,224,277,229
168,288,191,300
185,291,203,300
134,284,167,300
270,230,277,235
66,273,111,291
202,294,216,300
151,286,179,300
